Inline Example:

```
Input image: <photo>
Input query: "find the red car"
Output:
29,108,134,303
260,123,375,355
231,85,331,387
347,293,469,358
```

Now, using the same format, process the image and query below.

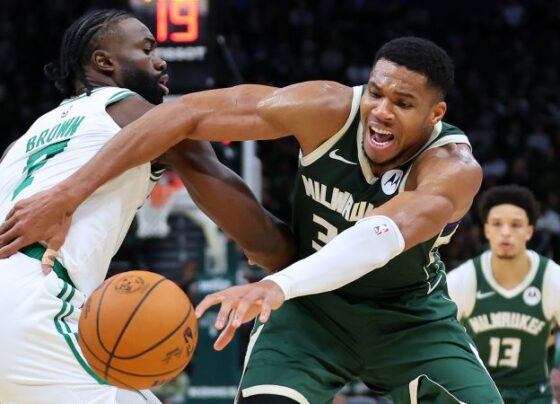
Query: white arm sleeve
264,215,405,300
446,260,477,320
543,261,560,325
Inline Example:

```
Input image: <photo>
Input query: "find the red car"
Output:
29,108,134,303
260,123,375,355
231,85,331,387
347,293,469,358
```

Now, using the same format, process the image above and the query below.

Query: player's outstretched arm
0,82,351,258
163,139,296,272
48,81,351,214
266,143,482,299
194,144,483,351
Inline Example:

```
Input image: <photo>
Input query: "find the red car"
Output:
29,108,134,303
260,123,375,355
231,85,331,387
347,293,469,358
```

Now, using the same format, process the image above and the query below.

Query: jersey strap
20,243,74,288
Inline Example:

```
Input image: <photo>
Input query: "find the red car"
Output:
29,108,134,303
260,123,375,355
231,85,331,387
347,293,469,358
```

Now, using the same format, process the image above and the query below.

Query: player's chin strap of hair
264,215,405,300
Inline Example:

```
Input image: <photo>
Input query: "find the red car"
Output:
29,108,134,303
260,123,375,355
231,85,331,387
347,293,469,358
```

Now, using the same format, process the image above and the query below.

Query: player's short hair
373,37,454,98
44,9,131,97
478,185,540,225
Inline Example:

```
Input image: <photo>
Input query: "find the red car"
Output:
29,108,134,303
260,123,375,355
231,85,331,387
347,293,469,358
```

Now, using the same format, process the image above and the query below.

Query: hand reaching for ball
195,280,285,351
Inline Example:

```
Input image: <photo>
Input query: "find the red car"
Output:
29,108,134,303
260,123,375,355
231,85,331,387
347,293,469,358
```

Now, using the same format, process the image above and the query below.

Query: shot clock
129,0,216,92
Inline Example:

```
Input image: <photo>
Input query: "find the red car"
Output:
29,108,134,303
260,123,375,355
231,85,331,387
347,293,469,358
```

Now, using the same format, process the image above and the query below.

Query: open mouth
368,125,395,149
158,74,170,96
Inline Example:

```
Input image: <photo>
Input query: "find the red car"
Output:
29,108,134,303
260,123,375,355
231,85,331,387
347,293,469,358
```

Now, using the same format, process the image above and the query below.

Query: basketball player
447,185,560,403
0,37,503,402
0,9,295,404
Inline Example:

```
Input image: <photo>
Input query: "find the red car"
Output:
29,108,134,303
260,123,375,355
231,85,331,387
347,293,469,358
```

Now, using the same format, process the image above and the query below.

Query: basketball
78,271,198,390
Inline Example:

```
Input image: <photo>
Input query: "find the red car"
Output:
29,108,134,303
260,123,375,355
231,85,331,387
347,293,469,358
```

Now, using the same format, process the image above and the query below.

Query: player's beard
495,253,516,260
120,67,164,105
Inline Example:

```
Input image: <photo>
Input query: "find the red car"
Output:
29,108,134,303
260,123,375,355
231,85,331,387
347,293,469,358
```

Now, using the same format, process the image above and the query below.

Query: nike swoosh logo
476,290,496,300
328,149,357,165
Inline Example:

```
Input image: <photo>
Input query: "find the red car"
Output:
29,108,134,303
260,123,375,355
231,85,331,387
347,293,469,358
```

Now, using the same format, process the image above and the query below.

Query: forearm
59,101,192,211
266,215,405,299
167,141,297,272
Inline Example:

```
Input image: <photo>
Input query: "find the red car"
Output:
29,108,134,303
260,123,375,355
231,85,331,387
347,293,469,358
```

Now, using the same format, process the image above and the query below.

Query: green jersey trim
20,243,75,288
54,298,109,385
105,90,141,107
300,86,362,167
58,87,107,106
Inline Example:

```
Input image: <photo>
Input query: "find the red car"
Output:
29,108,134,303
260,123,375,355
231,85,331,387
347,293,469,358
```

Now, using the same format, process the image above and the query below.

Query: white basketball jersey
0,87,162,295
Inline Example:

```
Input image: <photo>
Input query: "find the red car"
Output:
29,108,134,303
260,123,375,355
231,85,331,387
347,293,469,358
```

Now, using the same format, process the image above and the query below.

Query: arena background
1,1,560,402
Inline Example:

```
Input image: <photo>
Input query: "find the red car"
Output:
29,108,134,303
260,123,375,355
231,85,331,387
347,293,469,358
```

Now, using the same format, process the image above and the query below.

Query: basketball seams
103,277,167,379
112,301,193,359
96,276,119,356
78,271,198,389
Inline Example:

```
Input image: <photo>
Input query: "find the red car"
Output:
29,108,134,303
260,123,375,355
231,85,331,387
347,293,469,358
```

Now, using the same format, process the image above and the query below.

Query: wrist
56,181,87,214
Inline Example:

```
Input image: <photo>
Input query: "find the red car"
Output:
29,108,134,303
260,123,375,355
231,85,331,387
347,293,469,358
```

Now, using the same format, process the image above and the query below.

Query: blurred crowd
2,0,560,266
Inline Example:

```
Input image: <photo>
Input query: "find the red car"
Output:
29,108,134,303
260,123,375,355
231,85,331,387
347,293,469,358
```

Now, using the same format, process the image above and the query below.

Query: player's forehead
487,204,529,222
109,17,154,46
368,58,428,96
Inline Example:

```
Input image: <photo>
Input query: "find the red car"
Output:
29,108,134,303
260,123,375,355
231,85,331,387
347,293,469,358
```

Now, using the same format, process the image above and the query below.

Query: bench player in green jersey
0,37,503,403
448,185,560,404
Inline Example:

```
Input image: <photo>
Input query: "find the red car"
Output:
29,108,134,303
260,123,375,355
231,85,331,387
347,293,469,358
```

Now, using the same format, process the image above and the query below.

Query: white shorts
0,253,160,404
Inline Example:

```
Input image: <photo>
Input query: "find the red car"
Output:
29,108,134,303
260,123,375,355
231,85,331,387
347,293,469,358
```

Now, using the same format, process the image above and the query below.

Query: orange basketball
78,270,198,390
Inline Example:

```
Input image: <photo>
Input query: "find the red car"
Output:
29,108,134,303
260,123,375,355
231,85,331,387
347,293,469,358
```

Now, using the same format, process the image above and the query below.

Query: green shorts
498,382,552,404
238,287,503,404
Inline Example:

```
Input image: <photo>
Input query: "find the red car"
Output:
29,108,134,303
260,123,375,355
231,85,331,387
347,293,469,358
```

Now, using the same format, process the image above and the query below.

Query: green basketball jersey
463,252,552,387
291,85,470,299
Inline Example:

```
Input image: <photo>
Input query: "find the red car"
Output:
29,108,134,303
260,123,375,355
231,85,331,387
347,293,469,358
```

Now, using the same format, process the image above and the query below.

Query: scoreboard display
129,0,216,93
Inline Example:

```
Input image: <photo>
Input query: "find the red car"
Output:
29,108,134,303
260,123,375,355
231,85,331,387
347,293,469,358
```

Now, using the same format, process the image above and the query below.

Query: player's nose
155,56,167,72
372,99,395,123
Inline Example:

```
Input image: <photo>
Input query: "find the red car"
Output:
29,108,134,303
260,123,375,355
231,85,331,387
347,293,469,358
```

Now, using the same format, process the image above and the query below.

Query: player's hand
0,186,74,263
195,280,285,351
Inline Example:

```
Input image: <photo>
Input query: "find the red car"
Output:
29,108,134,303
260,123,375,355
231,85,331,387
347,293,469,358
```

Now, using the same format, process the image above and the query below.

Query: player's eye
396,101,412,109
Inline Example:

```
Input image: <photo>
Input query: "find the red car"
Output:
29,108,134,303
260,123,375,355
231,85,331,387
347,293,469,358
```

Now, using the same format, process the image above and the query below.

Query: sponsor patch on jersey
523,286,541,306
381,169,404,195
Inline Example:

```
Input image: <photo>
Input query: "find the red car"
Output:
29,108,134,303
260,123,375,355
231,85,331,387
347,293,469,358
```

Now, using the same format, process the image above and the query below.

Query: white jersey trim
481,250,540,298
242,385,309,404
300,86,361,167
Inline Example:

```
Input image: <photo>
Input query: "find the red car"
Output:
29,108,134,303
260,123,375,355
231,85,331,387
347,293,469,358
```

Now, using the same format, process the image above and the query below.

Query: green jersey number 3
12,140,70,199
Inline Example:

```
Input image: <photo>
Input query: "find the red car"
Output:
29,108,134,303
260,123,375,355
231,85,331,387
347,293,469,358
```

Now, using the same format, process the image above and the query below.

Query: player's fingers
259,295,274,323
0,236,26,258
232,293,260,328
0,216,17,243
46,222,70,252
41,248,58,276
195,293,223,319
213,319,237,351
214,298,235,330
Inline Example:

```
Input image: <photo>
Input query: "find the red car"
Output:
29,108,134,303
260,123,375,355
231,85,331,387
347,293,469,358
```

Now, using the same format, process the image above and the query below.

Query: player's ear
430,101,446,126
526,225,534,241
91,50,115,73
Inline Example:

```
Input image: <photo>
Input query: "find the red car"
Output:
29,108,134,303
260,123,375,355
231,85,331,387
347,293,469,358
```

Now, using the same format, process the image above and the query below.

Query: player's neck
490,251,531,290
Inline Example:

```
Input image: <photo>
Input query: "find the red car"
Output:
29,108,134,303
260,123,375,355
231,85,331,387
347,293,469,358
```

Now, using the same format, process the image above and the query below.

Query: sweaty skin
0,61,482,349
0,16,296,273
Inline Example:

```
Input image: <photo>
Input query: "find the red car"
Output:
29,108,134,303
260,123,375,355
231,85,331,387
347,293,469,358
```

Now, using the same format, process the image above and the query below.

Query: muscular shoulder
106,95,155,128
260,81,355,154
406,142,482,221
